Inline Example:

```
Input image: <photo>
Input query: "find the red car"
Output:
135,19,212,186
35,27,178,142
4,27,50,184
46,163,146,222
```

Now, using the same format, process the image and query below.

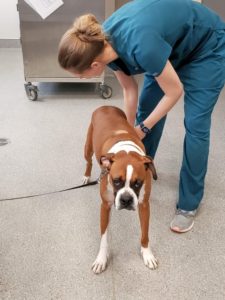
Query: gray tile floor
0,47,225,300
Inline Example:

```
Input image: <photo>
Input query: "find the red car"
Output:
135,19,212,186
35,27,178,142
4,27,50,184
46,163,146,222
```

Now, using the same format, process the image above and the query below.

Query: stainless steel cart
17,0,115,100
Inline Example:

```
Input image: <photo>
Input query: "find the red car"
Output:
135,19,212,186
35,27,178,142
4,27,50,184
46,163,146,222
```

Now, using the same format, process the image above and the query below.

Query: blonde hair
58,14,106,73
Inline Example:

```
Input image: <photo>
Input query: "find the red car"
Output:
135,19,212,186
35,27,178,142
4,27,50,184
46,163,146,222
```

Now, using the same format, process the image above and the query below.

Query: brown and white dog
83,106,158,274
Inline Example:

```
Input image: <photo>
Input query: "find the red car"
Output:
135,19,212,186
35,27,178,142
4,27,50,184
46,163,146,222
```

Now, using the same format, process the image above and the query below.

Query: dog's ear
100,153,115,169
142,156,157,180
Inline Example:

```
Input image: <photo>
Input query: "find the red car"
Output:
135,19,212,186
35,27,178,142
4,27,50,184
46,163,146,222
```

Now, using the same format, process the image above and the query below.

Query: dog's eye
133,180,142,189
113,178,122,187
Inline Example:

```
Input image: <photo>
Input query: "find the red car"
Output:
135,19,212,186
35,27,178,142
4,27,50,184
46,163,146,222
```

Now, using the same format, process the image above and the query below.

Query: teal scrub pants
136,31,225,211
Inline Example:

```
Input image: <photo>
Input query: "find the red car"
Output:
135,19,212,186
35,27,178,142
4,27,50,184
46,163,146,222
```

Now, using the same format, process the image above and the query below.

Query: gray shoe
170,209,197,233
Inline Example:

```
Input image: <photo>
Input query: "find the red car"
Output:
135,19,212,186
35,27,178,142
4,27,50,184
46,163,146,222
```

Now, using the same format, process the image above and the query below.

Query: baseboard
0,39,21,48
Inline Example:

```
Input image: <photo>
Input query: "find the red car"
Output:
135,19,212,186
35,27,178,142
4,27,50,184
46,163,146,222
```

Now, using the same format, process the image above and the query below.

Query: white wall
0,0,20,39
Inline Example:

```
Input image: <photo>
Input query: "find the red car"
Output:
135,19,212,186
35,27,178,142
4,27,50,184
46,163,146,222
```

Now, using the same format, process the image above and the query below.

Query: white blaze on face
125,164,133,187
115,164,138,210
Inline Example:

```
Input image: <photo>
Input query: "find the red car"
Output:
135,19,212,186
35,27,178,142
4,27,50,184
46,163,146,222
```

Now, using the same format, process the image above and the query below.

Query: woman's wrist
139,121,152,134
135,125,146,140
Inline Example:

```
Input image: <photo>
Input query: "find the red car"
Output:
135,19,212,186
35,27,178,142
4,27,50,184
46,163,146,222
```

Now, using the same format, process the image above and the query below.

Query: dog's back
91,106,144,161
92,106,127,132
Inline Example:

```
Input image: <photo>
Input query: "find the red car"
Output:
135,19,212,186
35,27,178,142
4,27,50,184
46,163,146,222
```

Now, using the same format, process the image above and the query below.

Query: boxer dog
83,106,158,274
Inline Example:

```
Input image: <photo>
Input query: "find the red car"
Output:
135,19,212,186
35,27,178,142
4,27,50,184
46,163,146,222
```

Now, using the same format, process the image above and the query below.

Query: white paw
92,250,109,274
82,176,90,184
141,247,158,270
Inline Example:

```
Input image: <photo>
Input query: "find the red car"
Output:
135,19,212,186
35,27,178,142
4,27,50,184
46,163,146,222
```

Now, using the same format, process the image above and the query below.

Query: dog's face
100,151,157,210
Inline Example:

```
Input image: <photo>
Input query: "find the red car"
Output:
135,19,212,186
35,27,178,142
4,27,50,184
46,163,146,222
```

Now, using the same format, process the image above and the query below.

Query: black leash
0,169,109,202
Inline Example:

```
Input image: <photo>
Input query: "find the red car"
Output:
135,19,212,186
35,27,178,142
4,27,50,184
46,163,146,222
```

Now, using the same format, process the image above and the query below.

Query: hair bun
73,14,105,43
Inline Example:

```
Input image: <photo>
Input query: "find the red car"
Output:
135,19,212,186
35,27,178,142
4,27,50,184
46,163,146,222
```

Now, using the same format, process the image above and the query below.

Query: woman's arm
114,70,138,126
135,60,184,138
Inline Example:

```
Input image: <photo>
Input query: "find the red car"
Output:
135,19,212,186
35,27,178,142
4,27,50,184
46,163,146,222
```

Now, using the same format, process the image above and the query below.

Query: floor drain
0,138,10,146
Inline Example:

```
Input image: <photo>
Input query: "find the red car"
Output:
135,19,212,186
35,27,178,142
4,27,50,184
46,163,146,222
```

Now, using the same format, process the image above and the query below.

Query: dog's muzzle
119,192,135,210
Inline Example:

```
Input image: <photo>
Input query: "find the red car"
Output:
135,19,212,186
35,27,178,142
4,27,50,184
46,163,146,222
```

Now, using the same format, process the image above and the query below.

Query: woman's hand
134,125,146,140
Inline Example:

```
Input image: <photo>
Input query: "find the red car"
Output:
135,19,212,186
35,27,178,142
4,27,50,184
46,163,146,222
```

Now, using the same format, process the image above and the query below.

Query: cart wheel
99,84,112,99
24,82,38,101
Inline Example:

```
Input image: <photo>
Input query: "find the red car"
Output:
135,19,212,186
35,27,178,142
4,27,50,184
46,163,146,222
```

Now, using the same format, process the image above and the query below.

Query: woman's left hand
134,125,146,140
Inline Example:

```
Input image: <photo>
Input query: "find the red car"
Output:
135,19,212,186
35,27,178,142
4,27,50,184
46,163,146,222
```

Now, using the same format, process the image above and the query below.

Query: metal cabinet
17,0,115,100
115,0,130,9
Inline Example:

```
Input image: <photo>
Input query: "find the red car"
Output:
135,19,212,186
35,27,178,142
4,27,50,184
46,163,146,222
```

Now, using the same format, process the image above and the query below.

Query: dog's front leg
138,201,158,269
92,201,111,274
83,123,93,184
92,177,112,274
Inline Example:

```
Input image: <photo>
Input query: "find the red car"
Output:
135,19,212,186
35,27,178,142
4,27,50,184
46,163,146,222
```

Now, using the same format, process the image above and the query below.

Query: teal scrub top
102,0,225,77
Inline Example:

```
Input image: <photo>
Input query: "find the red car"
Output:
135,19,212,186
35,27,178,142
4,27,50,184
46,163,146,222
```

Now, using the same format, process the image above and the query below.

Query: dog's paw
82,176,90,184
141,247,158,270
92,251,109,274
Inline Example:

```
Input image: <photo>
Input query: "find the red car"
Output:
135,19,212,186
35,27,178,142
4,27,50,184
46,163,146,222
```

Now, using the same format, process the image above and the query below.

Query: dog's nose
120,193,133,208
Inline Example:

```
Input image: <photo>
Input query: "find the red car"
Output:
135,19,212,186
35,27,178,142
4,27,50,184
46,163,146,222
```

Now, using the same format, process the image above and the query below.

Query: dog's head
100,151,157,211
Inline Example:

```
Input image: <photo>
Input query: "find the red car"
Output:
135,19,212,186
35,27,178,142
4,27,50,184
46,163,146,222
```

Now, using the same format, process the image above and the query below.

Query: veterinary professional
58,0,225,233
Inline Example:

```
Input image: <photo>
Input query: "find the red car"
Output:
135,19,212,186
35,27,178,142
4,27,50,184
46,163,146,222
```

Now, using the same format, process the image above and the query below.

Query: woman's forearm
123,86,138,126
114,71,139,126
143,92,183,129
134,92,183,140
142,60,184,129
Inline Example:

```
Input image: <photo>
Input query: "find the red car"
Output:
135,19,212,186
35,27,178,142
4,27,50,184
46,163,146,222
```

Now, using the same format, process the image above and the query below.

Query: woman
58,0,225,233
